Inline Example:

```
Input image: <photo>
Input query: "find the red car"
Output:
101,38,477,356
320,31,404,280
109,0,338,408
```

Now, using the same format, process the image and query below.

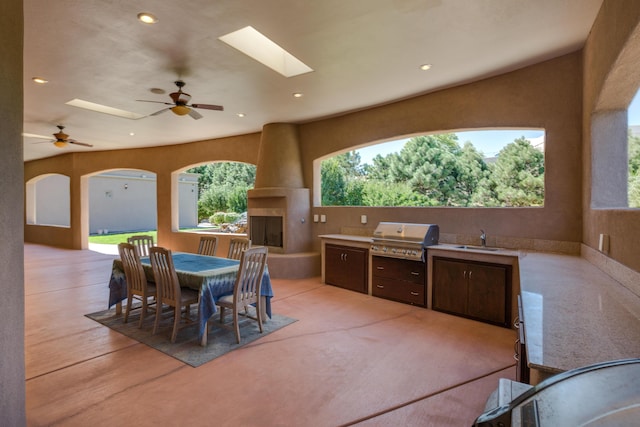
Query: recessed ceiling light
32,77,48,84
137,12,158,24
129,132,135,136
219,26,313,78
420,64,432,71
150,88,165,94
293,92,303,98
237,113,246,118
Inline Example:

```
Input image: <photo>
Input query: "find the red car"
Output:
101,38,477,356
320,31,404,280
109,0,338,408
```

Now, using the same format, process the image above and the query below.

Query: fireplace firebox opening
250,216,283,248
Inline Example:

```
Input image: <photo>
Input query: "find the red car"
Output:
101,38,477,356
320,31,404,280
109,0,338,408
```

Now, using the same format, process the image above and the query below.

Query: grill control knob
391,248,397,253
382,247,388,252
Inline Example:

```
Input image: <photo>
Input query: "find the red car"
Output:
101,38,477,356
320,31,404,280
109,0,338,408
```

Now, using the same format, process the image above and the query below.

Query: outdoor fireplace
247,187,310,254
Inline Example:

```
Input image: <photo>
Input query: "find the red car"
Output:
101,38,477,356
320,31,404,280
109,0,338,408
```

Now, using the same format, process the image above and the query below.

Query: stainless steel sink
454,245,500,251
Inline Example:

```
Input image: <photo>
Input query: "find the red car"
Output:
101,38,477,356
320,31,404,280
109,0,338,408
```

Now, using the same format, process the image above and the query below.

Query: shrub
211,212,226,224
224,212,241,223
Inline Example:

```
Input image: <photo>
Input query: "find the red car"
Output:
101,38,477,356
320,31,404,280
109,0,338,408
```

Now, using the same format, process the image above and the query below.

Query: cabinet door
432,258,468,315
467,263,508,326
325,244,368,293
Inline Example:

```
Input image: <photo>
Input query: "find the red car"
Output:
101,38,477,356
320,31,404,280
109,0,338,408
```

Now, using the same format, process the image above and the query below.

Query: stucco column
254,123,304,188
0,0,26,423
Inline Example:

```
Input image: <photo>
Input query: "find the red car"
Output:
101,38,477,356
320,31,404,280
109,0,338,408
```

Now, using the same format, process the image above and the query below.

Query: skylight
219,26,313,78
66,99,146,120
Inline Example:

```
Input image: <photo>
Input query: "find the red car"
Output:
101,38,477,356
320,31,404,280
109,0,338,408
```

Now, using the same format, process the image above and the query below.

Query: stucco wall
2,0,26,423
23,1,640,276
300,53,583,250
582,0,640,272
25,133,261,250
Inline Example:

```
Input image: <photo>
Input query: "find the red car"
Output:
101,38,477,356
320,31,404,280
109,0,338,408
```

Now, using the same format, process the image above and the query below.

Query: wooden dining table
108,252,273,346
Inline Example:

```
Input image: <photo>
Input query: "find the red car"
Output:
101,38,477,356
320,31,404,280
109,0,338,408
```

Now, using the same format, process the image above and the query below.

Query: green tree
628,131,640,207
321,151,365,205
362,180,430,206
492,137,545,206
189,162,256,219
387,134,481,206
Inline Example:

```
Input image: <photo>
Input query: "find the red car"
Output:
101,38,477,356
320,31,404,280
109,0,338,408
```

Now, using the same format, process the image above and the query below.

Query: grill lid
372,222,439,246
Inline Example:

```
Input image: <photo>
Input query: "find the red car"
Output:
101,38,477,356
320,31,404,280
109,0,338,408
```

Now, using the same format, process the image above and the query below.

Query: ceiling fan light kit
35,125,94,149
171,105,191,116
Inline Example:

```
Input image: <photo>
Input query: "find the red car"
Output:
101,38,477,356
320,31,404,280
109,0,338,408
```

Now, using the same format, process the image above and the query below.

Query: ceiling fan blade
68,139,93,147
188,108,203,120
23,132,52,139
191,103,224,111
137,100,174,105
150,107,171,116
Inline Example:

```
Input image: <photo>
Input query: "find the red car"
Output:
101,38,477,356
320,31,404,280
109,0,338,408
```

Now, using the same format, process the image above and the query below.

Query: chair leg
233,308,241,344
138,297,147,328
124,294,133,323
171,305,180,343
256,300,263,333
153,300,162,335
219,306,226,323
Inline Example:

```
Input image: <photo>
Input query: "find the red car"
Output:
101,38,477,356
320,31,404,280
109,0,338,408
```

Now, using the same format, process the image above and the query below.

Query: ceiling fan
27,125,93,149
137,80,224,120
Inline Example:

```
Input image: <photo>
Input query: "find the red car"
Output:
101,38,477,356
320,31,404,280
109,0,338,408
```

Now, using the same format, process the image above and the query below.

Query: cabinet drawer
372,256,425,284
372,276,425,306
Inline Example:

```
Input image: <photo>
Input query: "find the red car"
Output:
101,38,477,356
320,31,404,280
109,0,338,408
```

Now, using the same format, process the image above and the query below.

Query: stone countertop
518,251,640,377
319,234,373,243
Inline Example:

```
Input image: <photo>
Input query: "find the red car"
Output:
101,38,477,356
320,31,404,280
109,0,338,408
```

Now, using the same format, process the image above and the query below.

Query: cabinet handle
514,316,520,329
514,339,520,361
410,291,419,296
468,270,472,279
410,271,419,276
376,266,384,270
463,270,467,279
344,253,348,262
376,284,384,289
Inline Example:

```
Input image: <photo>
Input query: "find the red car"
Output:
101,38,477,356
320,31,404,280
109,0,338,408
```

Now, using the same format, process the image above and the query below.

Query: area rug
86,306,297,367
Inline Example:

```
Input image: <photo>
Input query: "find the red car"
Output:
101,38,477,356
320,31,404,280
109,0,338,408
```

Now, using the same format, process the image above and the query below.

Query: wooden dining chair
127,234,155,257
149,246,200,343
117,243,157,327
217,246,268,344
197,235,218,256
227,237,251,260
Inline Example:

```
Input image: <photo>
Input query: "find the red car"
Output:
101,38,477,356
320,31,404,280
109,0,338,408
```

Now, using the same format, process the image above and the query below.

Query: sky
355,92,640,165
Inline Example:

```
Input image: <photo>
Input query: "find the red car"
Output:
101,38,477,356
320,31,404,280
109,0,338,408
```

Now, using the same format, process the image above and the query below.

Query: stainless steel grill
370,222,439,261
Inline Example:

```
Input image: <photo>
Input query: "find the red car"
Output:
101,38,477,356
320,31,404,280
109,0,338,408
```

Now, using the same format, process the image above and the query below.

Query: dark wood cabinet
432,257,511,327
325,244,368,293
372,256,426,307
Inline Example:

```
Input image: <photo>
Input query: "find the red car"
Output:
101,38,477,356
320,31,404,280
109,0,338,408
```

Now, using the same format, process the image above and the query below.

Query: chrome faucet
480,229,486,247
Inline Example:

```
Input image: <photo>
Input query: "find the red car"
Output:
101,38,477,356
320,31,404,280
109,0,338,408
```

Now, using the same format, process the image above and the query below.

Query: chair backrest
228,237,251,260
232,246,268,307
149,246,181,306
118,242,147,294
127,235,155,257
198,235,218,256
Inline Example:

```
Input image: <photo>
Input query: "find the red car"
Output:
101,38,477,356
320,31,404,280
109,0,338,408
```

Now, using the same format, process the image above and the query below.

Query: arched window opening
89,170,157,235
183,162,256,233
628,91,640,208
25,174,70,227
317,129,545,207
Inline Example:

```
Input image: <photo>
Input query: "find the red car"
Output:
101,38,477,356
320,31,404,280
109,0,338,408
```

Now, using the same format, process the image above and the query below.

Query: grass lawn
88,228,218,245
88,231,158,245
